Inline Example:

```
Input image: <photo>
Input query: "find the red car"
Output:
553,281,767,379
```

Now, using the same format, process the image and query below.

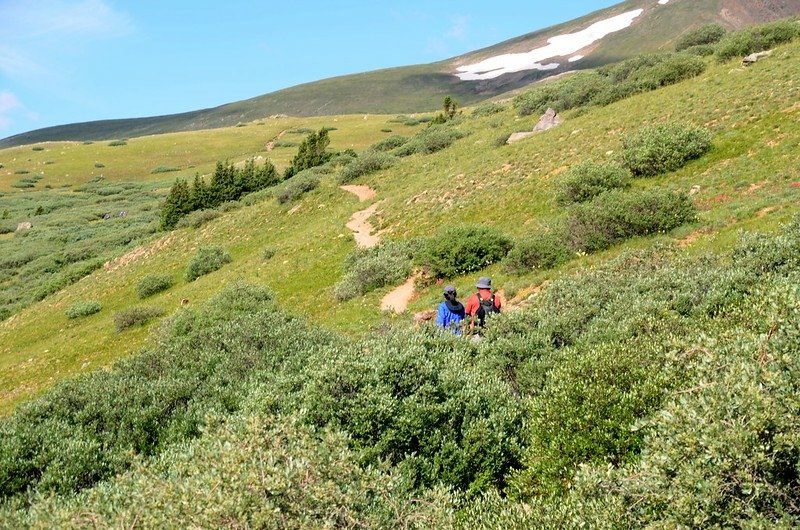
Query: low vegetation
555,161,631,205
621,122,712,176
333,241,415,301
65,300,102,319
415,225,512,280
113,305,165,331
185,246,231,282
135,273,174,299
716,18,800,62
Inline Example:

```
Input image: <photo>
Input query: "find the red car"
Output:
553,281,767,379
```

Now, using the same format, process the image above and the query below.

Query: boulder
742,50,772,66
507,108,564,144
533,108,564,132
16,221,32,231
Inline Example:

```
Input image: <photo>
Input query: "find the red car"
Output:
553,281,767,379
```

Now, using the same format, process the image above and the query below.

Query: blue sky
0,0,620,139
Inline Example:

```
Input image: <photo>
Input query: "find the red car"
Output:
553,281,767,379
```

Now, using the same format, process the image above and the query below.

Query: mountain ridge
1,0,798,148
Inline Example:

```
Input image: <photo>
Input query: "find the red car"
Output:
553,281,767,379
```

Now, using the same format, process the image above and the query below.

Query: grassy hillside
3,0,799,147
1,23,800,526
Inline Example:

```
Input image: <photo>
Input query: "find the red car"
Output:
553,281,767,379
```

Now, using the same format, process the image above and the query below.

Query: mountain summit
1,0,798,147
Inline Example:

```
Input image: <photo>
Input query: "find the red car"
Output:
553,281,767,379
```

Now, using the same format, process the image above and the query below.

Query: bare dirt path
340,184,376,202
266,129,288,151
381,276,416,313
340,184,418,313
345,203,380,248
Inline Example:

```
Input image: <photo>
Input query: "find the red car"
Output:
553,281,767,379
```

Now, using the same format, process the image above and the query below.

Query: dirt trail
342,185,380,248
381,277,416,313
345,204,380,248
340,185,376,202
266,129,288,151
340,184,418,313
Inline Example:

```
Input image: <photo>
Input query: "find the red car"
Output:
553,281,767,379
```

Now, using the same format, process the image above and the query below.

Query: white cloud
0,0,133,84
0,91,23,130
456,9,644,81
0,0,134,39
447,15,469,40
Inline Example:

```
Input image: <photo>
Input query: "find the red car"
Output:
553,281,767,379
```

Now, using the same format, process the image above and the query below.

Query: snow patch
658,0,670,4
569,55,584,62
455,9,644,81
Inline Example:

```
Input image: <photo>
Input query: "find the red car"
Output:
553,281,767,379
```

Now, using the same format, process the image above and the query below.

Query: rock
506,108,564,144
16,221,32,231
507,131,536,144
742,50,772,66
689,185,701,196
414,310,436,323
533,108,564,132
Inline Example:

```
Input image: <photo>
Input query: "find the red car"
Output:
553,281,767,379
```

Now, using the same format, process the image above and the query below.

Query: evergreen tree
284,128,332,178
236,159,256,196
160,179,192,230
252,159,279,190
190,173,212,211
209,161,236,205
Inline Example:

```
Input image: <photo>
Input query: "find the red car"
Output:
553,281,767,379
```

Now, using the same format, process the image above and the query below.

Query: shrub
392,125,466,157
471,102,506,117
333,241,414,301
173,208,219,229
368,135,408,152
65,300,102,319
415,225,512,279
338,151,397,184
262,247,276,260
113,306,165,331
555,162,631,205
675,23,726,51
272,140,298,148
136,273,174,299
107,140,127,147
566,189,696,252
716,18,800,62
515,71,608,116
31,146,44,151
504,230,573,274
14,169,29,175
621,122,712,176
275,172,320,204
185,246,231,281
380,128,392,133
150,166,180,174
93,162,105,168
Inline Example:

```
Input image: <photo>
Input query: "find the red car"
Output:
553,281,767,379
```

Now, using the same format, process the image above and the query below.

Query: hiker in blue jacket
436,285,466,335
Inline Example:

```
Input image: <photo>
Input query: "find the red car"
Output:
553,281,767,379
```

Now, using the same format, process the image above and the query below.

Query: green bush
621,122,712,176
368,134,408,152
338,151,396,184
185,246,231,282
65,300,102,319
333,241,415,301
555,162,631,205
392,125,466,156
173,208,219,229
150,166,180,174
514,54,706,116
566,189,696,252
716,18,800,62
675,23,726,51
471,102,506,117
107,140,127,147
275,172,320,204
415,225,512,279
504,230,573,274
113,306,165,331
135,273,173,299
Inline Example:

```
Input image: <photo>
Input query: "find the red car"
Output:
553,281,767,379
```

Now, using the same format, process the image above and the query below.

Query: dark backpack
476,292,500,327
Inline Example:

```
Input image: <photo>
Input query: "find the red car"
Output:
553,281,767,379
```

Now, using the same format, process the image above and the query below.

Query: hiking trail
341,185,418,314
381,276,416,313
341,185,380,249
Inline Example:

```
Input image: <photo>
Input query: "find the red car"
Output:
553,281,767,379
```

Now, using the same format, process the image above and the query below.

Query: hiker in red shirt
465,276,502,330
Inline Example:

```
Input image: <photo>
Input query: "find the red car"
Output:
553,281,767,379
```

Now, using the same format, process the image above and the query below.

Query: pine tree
190,173,211,211
284,128,332,178
160,179,192,230
209,161,236,205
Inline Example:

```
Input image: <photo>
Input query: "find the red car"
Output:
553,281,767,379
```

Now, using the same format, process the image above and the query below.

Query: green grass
0,39,799,416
